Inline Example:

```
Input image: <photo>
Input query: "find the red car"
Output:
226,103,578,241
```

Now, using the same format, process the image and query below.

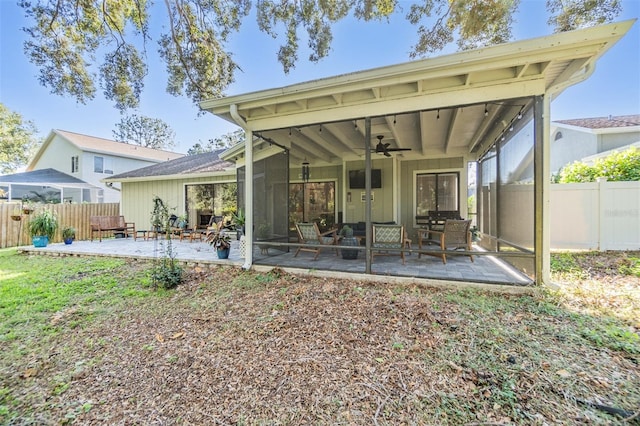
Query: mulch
6,263,640,425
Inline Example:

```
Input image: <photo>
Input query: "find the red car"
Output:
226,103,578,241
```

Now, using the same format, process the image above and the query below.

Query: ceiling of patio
203,20,634,166
252,98,533,164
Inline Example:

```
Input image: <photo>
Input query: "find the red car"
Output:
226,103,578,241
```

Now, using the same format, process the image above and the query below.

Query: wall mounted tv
349,169,382,189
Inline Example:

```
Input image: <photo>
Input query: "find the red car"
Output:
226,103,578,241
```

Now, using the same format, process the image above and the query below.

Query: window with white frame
71,155,79,173
93,156,113,174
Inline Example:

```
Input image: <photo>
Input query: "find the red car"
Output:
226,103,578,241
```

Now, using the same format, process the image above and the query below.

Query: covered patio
200,20,634,286
18,236,531,287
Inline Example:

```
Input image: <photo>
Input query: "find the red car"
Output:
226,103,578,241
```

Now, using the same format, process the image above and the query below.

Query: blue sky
1,1,638,155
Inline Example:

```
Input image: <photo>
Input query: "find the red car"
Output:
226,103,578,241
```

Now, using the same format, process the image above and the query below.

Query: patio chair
418,219,473,264
294,222,338,260
372,224,405,265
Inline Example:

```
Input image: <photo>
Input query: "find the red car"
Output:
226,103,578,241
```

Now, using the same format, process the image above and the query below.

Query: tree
19,0,622,111
0,103,40,174
113,114,176,150
558,146,640,183
187,129,245,155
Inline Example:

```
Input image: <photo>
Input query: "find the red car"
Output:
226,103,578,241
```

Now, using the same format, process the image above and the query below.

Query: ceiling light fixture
436,110,440,120
484,104,489,116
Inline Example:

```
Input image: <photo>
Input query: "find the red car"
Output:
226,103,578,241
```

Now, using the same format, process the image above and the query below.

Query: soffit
202,20,635,166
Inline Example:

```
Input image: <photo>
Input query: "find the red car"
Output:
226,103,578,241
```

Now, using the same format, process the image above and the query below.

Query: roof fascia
103,169,236,183
26,130,61,171
238,78,546,131
201,20,635,115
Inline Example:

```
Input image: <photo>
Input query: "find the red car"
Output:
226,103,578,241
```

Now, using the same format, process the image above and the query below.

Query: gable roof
0,168,98,188
554,114,640,130
28,129,184,170
201,20,636,164
104,150,235,182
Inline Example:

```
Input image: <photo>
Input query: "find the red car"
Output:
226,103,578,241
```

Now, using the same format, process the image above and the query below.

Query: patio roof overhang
202,20,635,166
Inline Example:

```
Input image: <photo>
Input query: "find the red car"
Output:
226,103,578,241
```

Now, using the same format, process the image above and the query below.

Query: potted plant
255,222,271,254
62,226,76,244
21,200,34,215
470,225,481,242
28,209,58,247
10,206,22,221
232,208,246,238
206,231,232,259
339,225,359,259
177,213,189,230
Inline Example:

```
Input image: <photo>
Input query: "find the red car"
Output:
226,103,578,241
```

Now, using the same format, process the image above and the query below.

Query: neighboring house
27,129,184,203
551,114,640,174
0,168,102,203
104,150,236,230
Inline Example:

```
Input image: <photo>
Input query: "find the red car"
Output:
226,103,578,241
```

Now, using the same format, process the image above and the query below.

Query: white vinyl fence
550,180,640,251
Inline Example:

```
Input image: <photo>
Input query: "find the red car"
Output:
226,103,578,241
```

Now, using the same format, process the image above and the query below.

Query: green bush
558,146,640,183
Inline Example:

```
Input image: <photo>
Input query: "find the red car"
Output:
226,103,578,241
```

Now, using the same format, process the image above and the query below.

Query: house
106,20,635,286
551,114,640,174
26,129,184,203
104,150,236,230
198,20,635,287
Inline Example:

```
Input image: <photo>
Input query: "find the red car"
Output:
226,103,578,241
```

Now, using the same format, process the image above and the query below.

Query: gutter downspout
538,63,596,287
230,104,253,270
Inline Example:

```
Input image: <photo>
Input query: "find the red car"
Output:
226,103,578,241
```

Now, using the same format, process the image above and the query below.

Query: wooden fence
0,203,120,248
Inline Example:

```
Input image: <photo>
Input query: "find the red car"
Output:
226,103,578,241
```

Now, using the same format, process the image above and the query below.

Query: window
94,156,103,173
289,181,336,232
71,156,79,173
94,156,113,174
416,172,459,217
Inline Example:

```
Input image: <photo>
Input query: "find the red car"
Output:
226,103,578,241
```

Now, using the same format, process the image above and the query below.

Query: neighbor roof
28,129,184,170
105,150,234,182
554,114,640,129
0,168,98,188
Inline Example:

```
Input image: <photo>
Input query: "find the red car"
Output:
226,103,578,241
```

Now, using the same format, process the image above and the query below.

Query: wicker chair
294,222,338,260
372,224,405,265
418,219,473,264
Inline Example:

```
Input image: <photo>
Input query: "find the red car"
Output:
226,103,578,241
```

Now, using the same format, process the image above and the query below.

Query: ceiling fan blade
386,147,412,152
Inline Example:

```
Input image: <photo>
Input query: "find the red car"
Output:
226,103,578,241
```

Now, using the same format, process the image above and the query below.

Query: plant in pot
232,208,246,239
470,226,481,242
339,225,359,259
177,213,189,229
62,226,76,244
206,231,232,259
10,206,22,221
255,222,271,254
28,209,58,247
21,200,34,215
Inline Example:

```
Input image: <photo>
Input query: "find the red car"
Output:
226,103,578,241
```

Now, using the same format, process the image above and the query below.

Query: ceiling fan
374,135,411,157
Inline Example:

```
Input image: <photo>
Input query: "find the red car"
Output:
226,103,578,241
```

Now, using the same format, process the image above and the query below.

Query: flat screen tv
349,169,382,189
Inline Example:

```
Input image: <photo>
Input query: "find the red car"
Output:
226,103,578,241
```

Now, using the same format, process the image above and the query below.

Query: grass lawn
0,248,638,424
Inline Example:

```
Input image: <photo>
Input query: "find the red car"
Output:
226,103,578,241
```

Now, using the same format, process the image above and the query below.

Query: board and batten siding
120,174,236,231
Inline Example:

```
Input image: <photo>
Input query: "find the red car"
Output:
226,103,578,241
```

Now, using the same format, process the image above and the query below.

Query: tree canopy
20,0,622,111
187,129,245,155
112,114,176,150
557,146,640,183
0,103,40,174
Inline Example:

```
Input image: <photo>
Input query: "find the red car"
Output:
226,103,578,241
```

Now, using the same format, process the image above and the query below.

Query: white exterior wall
30,135,82,175
550,127,598,175
80,152,162,203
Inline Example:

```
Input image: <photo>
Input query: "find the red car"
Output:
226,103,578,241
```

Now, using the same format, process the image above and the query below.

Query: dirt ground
5,252,640,425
